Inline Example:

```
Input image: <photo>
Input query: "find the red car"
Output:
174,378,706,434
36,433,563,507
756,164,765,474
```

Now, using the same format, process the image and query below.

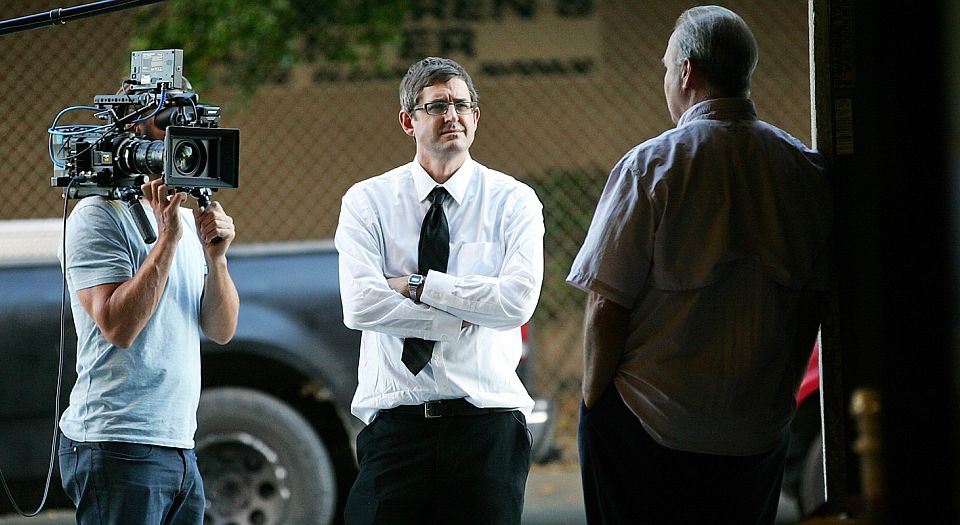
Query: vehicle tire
799,431,827,516
196,387,337,525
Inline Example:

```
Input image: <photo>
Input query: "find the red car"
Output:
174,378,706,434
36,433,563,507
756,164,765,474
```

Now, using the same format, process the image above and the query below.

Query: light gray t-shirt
59,196,207,449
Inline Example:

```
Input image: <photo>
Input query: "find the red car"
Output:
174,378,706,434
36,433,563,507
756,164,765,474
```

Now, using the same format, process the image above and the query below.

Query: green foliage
130,0,411,94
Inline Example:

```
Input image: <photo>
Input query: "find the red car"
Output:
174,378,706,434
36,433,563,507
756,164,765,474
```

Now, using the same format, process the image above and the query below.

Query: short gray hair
399,57,479,113
672,5,758,97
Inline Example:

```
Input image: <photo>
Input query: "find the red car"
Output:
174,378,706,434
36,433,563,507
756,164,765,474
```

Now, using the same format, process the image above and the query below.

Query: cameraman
57,92,239,525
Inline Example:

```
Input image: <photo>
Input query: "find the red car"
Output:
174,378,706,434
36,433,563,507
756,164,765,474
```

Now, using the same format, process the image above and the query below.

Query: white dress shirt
336,155,544,424
567,98,831,455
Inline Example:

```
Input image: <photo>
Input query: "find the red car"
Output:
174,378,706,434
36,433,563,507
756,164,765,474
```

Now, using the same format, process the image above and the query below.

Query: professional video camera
49,49,239,243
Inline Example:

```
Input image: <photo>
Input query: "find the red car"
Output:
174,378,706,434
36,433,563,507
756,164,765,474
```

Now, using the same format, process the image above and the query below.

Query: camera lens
173,140,203,176
117,137,164,176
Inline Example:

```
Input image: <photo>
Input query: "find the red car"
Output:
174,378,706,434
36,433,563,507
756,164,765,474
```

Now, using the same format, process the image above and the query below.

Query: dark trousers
58,435,205,525
345,409,532,525
579,387,789,525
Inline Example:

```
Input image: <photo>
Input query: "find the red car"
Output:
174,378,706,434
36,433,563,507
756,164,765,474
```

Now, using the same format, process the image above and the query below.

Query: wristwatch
407,274,425,302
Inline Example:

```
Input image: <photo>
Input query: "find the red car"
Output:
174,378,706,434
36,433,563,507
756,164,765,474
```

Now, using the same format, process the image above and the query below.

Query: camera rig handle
187,187,223,244
189,187,214,209
62,178,157,245
117,186,158,244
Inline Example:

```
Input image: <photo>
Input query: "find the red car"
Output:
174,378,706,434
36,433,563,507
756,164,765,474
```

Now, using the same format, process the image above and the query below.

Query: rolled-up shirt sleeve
419,186,544,330
336,186,463,343
567,153,655,308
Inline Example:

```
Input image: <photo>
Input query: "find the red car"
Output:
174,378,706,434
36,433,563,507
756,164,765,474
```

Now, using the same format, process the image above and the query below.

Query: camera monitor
163,126,239,189
130,49,184,90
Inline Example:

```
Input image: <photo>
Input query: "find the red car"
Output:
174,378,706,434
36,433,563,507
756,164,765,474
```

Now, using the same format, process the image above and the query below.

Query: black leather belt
381,398,517,419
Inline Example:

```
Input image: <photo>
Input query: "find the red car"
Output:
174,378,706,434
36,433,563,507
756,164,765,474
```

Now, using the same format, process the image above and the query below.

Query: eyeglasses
412,100,478,116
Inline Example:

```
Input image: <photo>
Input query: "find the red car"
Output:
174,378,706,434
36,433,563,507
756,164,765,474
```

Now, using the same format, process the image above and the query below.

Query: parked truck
0,219,557,525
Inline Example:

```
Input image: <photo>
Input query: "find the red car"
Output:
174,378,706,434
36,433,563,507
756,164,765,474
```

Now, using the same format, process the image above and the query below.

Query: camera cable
0,180,73,516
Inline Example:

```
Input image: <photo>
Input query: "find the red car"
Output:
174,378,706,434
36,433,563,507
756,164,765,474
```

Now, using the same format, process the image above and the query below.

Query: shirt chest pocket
453,241,504,277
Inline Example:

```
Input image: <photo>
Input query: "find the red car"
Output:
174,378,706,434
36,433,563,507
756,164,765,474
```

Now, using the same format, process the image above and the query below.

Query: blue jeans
58,435,205,525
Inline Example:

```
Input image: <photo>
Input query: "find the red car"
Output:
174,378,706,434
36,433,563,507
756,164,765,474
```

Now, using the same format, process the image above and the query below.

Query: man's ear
399,110,415,137
680,58,694,90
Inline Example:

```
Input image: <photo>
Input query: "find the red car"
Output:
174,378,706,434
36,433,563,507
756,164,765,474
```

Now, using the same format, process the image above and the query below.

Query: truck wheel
196,387,337,525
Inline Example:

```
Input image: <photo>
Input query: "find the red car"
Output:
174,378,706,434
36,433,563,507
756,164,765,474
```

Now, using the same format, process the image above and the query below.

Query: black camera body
49,49,239,243
50,50,239,199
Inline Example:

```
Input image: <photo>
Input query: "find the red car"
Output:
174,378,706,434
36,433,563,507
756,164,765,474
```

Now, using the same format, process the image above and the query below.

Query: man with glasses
567,6,831,524
335,56,544,524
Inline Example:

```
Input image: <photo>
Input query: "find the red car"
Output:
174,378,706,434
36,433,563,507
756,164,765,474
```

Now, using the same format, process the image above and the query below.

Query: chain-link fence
0,0,811,461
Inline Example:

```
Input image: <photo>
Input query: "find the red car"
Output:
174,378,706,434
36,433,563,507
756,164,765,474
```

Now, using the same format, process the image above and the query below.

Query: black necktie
402,187,449,375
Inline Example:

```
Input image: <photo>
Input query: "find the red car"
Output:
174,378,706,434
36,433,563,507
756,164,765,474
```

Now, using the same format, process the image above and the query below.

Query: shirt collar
677,97,758,127
410,155,475,206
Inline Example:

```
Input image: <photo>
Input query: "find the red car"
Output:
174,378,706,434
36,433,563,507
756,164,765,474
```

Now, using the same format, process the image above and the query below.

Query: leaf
130,0,411,95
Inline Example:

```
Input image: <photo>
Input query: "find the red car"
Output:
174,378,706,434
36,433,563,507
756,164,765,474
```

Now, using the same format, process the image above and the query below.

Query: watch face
408,274,424,301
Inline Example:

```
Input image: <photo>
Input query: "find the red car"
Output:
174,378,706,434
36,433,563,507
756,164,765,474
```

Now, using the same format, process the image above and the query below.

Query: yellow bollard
850,387,883,522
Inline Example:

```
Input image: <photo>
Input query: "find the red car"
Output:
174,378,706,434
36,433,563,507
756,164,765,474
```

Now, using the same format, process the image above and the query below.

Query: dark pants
58,435,205,525
345,409,532,525
579,388,789,525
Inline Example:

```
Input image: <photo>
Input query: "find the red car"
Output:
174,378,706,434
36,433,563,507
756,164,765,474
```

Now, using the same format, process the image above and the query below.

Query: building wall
1,0,809,236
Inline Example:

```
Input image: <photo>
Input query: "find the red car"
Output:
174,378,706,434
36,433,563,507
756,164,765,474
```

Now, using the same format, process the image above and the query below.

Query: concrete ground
0,463,587,525
0,463,802,525
522,463,587,525
0,510,72,525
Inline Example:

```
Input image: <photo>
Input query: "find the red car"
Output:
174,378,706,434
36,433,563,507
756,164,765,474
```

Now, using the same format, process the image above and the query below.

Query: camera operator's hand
81,179,186,349
193,202,235,259
194,201,239,345
141,179,186,242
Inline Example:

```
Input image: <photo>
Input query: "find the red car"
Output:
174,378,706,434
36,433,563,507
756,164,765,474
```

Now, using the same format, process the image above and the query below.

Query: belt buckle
424,401,443,419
